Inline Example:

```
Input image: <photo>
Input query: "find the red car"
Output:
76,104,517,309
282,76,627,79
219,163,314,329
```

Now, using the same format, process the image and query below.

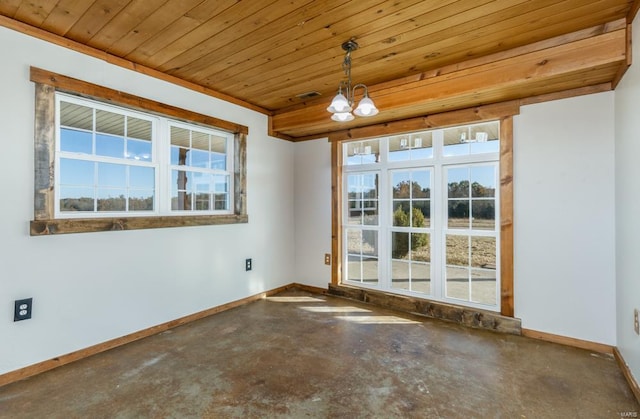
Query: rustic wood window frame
329,101,516,317
30,67,248,235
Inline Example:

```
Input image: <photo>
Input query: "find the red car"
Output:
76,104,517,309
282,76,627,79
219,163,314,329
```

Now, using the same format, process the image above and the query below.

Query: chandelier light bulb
353,96,379,117
327,92,351,113
331,112,355,122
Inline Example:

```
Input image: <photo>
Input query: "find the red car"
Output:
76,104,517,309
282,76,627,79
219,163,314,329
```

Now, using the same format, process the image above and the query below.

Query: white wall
513,92,616,345
293,139,332,288
614,14,640,383
0,27,295,375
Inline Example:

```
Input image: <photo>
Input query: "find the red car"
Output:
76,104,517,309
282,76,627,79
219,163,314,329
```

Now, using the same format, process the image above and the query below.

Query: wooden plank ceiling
0,0,634,140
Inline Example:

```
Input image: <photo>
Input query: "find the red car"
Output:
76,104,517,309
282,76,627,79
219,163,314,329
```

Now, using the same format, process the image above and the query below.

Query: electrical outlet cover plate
14,298,33,321
245,258,252,271
634,308,639,335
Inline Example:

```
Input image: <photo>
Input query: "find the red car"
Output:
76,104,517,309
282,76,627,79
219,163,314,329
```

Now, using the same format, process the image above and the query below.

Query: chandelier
327,40,379,122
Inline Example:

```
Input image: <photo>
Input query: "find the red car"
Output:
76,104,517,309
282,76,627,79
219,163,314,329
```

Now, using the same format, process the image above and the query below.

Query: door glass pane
412,262,431,294
472,200,495,230
446,235,469,266
471,269,497,305
448,200,469,229
446,266,469,300
471,237,496,269
411,233,430,262
391,260,410,290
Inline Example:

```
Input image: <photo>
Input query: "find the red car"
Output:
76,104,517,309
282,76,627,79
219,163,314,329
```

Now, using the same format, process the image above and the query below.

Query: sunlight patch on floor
298,306,371,313
335,315,420,324
266,296,326,303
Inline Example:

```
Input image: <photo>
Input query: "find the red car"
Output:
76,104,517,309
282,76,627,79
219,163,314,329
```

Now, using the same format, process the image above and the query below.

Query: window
341,121,501,311
31,67,248,235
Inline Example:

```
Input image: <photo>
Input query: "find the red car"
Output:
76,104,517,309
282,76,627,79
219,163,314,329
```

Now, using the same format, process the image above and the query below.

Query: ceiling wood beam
271,25,626,139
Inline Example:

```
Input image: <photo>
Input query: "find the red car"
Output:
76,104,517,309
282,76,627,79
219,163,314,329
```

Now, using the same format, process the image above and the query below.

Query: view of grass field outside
344,121,499,309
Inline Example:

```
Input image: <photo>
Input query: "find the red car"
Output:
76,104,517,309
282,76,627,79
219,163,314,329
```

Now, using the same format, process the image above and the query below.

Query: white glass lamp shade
327,92,352,113
353,96,379,117
331,112,355,122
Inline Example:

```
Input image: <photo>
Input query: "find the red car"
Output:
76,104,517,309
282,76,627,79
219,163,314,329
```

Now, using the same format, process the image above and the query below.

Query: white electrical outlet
634,309,639,335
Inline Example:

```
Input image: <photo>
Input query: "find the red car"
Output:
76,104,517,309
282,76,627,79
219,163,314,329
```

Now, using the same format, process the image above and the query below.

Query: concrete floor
0,288,638,418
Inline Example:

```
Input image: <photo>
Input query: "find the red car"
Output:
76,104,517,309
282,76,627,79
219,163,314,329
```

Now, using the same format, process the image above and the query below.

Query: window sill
30,214,249,236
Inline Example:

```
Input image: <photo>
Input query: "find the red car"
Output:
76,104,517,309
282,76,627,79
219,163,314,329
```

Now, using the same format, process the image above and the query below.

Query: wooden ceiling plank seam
0,14,268,115
223,0,587,105
244,0,627,108
64,0,130,44
167,0,321,80
275,19,626,115
87,0,171,51
172,0,369,83
213,0,481,95
202,0,457,86
270,30,625,134
13,0,58,27
152,0,283,71
107,0,206,57
40,0,96,36
124,0,241,64
0,0,23,18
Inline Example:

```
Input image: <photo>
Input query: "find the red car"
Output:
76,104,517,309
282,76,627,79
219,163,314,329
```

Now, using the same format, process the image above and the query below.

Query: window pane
60,101,93,130
348,254,362,281
411,262,431,294
212,153,226,170
446,266,469,300
191,149,209,168
96,134,124,158
347,229,363,255
171,146,189,165
127,139,151,161
130,166,154,189
412,170,430,198
472,200,495,230
392,202,410,227
448,200,469,229
391,260,410,290
392,232,409,259
392,172,411,198
97,189,126,211
471,269,497,305
60,158,94,186
448,168,469,198
97,163,126,188
362,230,378,257
96,109,124,136
446,235,469,266
344,139,379,165
60,128,92,154
411,233,430,262
362,259,378,284
191,131,209,151
413,200,430,228
59,187,94,212
128,190,154,211
389,132,433,161
171,126,190,148
471,166,496,197
471,237,496,269
127,117,152,141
